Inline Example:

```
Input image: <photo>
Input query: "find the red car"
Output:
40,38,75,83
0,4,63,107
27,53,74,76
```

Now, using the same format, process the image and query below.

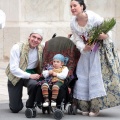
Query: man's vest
5,42,43,86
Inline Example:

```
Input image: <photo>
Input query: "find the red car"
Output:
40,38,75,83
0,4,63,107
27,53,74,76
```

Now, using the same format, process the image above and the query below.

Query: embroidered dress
71,10,106,101
70,10,120,110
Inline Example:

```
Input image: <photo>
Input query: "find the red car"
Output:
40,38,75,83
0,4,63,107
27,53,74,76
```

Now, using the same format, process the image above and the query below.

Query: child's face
53,59,64,69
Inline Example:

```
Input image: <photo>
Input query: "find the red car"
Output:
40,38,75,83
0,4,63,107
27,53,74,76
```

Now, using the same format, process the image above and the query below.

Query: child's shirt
42,64,69,83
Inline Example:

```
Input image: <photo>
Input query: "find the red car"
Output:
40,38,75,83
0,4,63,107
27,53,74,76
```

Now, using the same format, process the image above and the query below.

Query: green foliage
88,18,116,45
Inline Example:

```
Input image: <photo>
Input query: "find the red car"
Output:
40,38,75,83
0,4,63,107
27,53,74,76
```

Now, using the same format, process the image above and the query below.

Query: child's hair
53,54,69,65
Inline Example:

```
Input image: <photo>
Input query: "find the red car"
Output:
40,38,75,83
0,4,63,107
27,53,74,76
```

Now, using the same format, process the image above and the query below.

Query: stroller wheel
25,108,34,118
53,109,63,120
72,105,77,115
32,108,37,118
68,105,72,115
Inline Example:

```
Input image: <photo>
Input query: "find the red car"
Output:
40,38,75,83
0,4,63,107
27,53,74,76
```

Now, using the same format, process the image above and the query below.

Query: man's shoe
89,111,99,117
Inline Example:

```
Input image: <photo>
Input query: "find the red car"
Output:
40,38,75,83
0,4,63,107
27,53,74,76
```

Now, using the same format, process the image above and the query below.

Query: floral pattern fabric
98,42,120,109
77,42,120,110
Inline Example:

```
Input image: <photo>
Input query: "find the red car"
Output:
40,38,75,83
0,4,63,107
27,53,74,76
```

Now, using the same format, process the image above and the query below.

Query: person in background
5,29,43,113
0,9,6,29
69,0,120,117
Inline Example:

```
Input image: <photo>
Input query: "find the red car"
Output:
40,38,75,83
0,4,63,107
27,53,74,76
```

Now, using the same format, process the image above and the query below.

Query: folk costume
6,29,43,113
70,10,120,112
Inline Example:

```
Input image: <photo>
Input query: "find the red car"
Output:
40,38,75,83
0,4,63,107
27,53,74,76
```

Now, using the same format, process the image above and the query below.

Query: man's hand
29,74,40,80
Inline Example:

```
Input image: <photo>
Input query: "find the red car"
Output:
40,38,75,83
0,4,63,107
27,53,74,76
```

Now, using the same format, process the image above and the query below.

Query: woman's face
70,0,83,16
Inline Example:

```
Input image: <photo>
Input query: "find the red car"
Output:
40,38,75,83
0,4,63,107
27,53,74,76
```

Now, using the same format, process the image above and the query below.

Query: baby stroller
25,36,80,119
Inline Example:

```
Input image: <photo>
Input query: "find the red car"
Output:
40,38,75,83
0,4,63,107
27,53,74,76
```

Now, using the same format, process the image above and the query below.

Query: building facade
0,0,120,59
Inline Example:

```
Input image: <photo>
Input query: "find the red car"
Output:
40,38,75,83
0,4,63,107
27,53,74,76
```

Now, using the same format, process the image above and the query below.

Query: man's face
28,33,42,48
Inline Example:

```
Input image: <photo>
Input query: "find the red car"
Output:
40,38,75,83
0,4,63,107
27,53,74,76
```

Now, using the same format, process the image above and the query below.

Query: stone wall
0,0,120,59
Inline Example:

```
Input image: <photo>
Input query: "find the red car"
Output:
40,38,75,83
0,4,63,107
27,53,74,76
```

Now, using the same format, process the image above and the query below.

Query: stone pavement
0,103,120,120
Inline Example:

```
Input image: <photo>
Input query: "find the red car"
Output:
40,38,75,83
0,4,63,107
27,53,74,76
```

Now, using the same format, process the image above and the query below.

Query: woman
70,0,120,117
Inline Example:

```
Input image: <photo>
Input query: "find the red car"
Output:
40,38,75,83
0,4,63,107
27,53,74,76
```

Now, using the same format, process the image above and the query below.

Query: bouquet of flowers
87,18,116,51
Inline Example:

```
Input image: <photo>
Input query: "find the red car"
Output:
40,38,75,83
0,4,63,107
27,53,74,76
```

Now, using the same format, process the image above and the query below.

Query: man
0,9,6,29
6,29,43,113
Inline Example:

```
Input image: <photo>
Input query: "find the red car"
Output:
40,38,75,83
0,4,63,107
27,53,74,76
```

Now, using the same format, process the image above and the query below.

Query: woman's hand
98,32,108,40
83,43,94,52
68,33,72,38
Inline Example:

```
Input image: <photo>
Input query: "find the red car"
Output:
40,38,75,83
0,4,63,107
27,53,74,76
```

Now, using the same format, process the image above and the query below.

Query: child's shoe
43,99,49,107
51,100,56,107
